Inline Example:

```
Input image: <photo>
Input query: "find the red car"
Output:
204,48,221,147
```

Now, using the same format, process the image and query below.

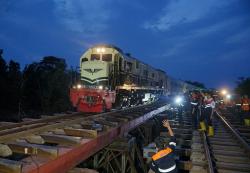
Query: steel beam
22,105,169,173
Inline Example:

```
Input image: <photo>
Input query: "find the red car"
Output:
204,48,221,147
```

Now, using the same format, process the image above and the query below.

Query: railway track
0,101,169,173
198,111,250,173
218,108,250,145
0,112,87,136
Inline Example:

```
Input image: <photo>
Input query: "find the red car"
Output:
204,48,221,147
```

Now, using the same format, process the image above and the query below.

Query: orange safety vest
241,98,250,111
152,147,172,161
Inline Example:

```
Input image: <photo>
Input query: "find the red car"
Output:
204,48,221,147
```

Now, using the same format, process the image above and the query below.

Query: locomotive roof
90,44,124,53
90,44,165,74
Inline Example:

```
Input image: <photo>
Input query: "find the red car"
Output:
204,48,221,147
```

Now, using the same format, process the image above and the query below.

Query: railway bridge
1,101,250,173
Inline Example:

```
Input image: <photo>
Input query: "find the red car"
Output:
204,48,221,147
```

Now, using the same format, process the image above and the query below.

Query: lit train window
91,54,100,60
102,54,112,62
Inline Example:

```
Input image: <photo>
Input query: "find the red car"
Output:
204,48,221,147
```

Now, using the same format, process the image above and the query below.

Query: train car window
136,61,139,69
102,54,112,62
127,62,133,71
91,54,100,60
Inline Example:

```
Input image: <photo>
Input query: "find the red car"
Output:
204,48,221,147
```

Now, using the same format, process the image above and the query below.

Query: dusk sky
0,0,250,89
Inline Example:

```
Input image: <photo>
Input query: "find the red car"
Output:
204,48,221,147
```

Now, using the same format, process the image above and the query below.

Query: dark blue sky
0,0,250,88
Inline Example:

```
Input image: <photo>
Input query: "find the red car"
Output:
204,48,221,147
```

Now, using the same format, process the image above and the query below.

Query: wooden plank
214,154,250,164
177,160,192,171
95,119,118,127
23,135,45,144
40,134,82,145
8,142,58,158
217,161,250,172
67,168,99,173
0,158,22,173
0,144,12,157
105,116,125,123
64,128,98,138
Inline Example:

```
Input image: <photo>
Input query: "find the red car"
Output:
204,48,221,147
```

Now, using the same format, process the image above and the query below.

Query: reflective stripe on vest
205,104,213,108
152,148,172,161
191,102,198,105
158,164,176,173
242,99,250,111
169,142,176,146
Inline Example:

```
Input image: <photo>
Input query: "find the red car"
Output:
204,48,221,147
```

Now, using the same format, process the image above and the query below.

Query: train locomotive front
70,44,168,112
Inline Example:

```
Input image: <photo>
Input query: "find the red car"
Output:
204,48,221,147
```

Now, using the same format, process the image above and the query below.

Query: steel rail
0,103,150,137
201,132,215,173
215,110,250,158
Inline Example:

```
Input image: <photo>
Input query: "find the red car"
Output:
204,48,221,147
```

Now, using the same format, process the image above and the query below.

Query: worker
241,95,250,126
190,91,200,130
203,93,216,136
148,119,177,173
198,91,206,131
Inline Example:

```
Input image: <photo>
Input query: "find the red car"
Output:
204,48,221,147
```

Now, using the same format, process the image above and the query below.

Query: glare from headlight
101,48,105,52
98,85,103,90
226,94,231,99
77,84,82,89
175,96,182,104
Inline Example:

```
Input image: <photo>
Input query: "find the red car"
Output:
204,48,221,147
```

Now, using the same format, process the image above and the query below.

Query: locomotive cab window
102,54,112,62
81,57,88,63
91,54,100,61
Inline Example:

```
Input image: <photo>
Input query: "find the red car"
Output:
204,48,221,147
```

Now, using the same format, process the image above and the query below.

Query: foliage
22,56,71,116
0,50,22,121
0,50,73,121
185,80,206,89
235,77,250,97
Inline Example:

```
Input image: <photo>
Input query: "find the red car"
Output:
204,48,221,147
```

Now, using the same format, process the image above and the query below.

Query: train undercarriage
70,87,163,113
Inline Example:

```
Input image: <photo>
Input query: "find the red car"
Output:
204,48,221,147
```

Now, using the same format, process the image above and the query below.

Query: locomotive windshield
91,54,100,60
102,54,112,62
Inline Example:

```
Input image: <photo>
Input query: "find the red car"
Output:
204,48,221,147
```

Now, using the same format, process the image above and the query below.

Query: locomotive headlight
97,48,101,53
77,84,82,89
98,85,103,90
101,48,105,52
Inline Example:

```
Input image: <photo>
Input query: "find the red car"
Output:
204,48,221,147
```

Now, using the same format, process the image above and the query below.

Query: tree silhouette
235,77,250,96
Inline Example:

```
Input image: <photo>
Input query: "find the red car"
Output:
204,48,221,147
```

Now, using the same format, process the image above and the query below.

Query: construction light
175,96,183,104
221,89,227,95
226,94,231,99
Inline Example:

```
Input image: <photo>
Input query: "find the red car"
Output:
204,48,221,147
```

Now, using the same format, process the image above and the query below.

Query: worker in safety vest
241,95,250,126
199,92,215,136
148,120,177,173
190,92,200,130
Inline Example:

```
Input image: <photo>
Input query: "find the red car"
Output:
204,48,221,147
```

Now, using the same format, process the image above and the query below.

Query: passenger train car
70,44,196,112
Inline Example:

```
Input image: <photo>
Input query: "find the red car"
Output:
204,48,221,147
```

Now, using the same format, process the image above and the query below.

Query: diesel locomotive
70,44,195,112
